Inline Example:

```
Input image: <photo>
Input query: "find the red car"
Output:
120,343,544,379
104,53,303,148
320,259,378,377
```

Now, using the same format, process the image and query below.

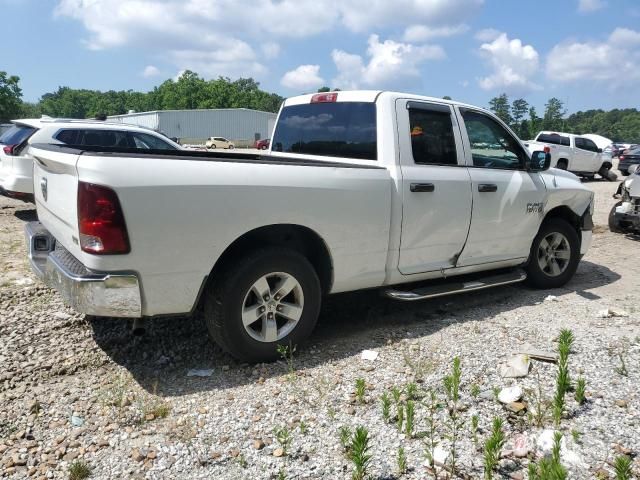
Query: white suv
0,118,181,201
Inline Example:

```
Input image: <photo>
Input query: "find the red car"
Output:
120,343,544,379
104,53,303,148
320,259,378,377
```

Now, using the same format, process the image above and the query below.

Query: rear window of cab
536,133,570,146
271,102,377,160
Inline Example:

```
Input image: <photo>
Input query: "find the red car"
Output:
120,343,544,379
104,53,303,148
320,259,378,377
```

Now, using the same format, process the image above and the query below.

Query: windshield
0,124,37,145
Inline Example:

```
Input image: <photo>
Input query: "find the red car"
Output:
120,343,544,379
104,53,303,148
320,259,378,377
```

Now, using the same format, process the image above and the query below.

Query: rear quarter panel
76,154,392,316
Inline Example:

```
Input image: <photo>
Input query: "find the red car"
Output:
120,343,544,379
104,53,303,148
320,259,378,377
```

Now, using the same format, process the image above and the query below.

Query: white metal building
107,108,277,145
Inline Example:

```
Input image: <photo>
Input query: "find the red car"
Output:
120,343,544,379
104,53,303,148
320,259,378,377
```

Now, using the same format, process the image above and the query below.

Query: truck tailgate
30,146,82,258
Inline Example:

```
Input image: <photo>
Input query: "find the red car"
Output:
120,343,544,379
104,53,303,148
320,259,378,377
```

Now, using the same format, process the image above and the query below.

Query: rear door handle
478,183,498,192
410,183,435,193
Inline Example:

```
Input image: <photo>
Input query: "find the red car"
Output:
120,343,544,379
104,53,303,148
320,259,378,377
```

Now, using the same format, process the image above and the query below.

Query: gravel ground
1,172,639,480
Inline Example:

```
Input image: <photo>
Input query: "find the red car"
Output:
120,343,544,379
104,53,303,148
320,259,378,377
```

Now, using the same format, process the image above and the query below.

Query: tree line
2,69,640,143
1,70,284,122
487,93,640,143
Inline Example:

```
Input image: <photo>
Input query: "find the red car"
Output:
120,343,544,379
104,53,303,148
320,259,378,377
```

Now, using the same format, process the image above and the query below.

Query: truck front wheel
204,247,321,363
598,165,617,181
525,218,580,289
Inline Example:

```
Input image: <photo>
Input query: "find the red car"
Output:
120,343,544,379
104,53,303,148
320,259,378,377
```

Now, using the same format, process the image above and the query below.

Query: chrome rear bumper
25,221,142,317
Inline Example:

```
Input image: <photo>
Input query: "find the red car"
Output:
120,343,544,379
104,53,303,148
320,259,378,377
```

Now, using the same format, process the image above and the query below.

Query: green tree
511,98,529,137
488,93,512,125
317,86,331,92
0,71,23,121
443,95,452,100
528,106,541,139
20,102,41,118
543,97,565,131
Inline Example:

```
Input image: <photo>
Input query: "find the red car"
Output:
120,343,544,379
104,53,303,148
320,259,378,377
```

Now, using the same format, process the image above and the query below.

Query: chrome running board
384,269,527,301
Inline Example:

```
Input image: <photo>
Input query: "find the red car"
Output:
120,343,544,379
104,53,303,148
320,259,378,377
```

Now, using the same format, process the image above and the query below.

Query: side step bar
383,269,527,301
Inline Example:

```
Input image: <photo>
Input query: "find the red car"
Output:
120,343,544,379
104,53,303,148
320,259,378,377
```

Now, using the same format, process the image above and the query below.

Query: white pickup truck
524,131,616,181
25,91,594,362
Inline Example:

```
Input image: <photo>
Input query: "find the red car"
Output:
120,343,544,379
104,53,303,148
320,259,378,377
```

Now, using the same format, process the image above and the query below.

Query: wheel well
557,158,568,166
543,206,581,235
208,224,333,295
602,161,612,169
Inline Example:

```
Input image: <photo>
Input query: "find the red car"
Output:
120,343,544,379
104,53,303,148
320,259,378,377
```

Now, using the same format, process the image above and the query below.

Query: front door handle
410,183,435,193
478,183,498,192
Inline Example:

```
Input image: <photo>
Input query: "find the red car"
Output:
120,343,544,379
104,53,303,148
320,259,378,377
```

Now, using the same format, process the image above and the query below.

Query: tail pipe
131,318,146,336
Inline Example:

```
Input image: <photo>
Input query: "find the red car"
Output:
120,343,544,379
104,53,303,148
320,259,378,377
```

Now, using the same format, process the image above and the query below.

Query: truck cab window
462,110,525,169
272,102,377,160
408,108,457,165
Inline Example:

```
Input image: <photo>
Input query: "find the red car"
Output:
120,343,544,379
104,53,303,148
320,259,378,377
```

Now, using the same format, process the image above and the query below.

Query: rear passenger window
408,107,457,165
272,102,377,160
55,130,79,144
79,130,130,148
129,132,176,150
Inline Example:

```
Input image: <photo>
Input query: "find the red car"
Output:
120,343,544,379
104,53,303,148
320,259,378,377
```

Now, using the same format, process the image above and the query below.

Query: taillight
77,182,130,254
2,145,16,155
311,92,338,103
619,155,625,161
543,146,550,153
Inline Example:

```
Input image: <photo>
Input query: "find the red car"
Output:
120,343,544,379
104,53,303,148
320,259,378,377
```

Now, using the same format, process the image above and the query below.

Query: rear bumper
0,171,34,194
25,221,142,317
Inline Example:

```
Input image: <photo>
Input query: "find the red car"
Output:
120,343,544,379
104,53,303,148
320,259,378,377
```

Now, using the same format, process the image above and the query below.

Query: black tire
556,159,568,170
620,169,629,177
525,218,581,289
210,144,216,149
609,201,624,233
261,145,268,150
204,247,321,363
598,166,617,181
228,145,234,149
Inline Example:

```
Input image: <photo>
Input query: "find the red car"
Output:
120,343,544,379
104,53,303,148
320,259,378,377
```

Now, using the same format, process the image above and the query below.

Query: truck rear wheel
556,159,568,170
525,218,580,289
204,247,321,363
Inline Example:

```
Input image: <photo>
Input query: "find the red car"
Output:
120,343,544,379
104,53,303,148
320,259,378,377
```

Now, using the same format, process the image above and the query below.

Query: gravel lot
1,172,639,479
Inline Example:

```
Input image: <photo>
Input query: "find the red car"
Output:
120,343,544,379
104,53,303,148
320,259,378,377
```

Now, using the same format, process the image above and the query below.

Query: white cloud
477,32,540,93
578,0,605,13
475,28,501,42
281,65,324,90
141,65,160,78
403,24,469,42
332,34,445,89
546,28,640,88
261,42,281,59
55,0,485,82
338,0,483,32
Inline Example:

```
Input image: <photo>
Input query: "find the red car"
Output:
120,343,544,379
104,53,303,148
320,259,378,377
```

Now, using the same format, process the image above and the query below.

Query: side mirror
528,151,551,172
629,164,639,175
597,148,603,153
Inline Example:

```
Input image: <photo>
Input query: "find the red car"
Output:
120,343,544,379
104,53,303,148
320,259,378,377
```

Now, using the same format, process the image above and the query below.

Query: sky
2,0,640,114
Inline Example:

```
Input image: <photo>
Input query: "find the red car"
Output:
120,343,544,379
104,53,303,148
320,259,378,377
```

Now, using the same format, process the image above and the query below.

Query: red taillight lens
543,146,551,154
311,92,338,103
620,155,625,160
78,182,130,254
3,144,16,155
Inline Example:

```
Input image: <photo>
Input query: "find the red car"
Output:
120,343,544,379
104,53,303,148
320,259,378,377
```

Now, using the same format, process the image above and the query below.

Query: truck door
396,100,473,275
455,107,547,266
574,137,601,173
